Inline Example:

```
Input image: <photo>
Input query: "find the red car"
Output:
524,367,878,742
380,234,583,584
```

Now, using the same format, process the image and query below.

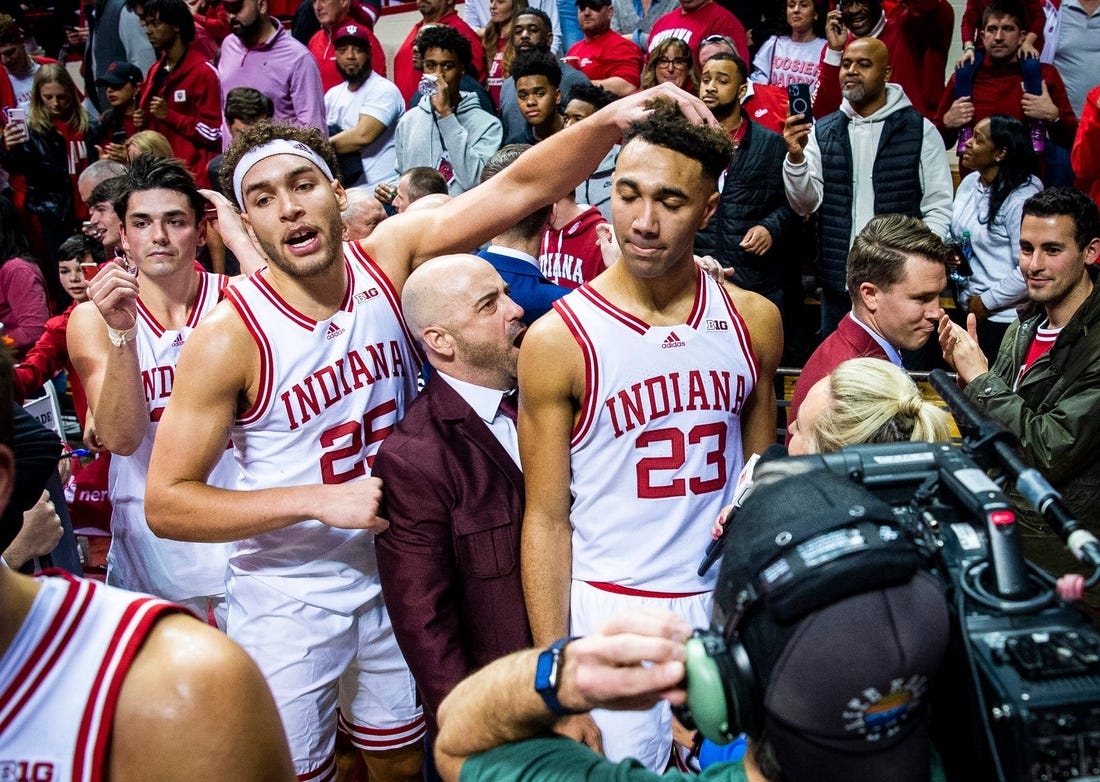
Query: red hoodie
139,47,222,187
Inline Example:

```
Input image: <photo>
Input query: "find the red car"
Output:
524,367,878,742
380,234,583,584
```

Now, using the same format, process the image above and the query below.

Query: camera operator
434,470,952,782
938,187,1100,602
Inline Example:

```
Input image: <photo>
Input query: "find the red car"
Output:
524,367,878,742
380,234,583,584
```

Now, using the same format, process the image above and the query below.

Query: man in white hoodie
782,37,952,337
393,25,503,196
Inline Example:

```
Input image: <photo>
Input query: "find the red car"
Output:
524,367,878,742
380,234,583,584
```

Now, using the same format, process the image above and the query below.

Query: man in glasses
566,0,643,96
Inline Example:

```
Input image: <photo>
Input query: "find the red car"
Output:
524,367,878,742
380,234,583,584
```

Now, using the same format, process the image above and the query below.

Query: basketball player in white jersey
0,347,295,782
67,155,235,626
518,102,783,769
144,84,716,781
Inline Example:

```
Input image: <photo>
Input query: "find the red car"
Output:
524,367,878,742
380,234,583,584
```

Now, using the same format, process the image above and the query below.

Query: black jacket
694,120,799,296
2,123,96,224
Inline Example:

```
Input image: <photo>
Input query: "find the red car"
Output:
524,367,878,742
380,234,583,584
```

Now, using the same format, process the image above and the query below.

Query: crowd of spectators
2,0,1100,778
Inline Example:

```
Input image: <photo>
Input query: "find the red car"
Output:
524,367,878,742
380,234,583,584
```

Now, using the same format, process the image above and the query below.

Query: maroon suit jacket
786,314,889,445
373,374,531,734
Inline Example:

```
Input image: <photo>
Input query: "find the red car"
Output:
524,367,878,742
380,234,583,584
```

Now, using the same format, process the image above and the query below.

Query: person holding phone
90,61,144,164
1,63,95,302
782,37,952,338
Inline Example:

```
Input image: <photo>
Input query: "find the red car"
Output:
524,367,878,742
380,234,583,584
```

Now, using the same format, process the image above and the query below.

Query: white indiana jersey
107,271,235,602
555,269,759,592
224,244,421,613
0,573,184,781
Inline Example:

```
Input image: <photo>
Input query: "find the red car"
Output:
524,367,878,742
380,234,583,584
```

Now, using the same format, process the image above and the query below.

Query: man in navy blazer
374,254,533,735
477,145,569,324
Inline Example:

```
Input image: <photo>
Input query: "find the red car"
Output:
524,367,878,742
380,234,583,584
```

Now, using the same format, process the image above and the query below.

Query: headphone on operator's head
673,467,929,746
674,606,768,745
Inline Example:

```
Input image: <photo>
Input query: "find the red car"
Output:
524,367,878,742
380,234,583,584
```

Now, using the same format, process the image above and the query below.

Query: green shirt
461,737,749,782
460,735,951,781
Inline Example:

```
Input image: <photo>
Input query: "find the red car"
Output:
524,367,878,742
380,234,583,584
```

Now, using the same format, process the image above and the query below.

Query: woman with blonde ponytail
790,358,952,455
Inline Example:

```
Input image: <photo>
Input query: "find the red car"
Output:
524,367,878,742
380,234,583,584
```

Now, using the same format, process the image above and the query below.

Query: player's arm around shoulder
722,281,782,457
109,613,295,782
518,309,584,645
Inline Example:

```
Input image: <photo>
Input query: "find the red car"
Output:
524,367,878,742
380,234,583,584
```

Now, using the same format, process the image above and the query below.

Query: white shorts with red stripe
570,579,713,773
226,574,424,780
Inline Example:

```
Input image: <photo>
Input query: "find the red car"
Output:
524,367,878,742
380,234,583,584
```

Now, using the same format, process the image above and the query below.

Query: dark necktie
498,391,518,422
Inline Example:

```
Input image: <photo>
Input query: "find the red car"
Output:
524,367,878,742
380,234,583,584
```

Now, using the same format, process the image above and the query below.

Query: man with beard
500,9,590,144
325,22,404,192
144,84,705,781
218,0,326,143
309,0,387,91
694,52,799,317
811,0,944,117
373,254,534,735
784,37,952,337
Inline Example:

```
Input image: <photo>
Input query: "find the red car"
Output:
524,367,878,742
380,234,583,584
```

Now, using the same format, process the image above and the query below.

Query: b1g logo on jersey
354,288,380,304
0,760,55,782
706,319,729,331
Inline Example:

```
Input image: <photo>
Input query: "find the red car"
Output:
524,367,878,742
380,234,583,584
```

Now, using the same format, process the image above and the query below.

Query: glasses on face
575,1,606,11
655,56,691,67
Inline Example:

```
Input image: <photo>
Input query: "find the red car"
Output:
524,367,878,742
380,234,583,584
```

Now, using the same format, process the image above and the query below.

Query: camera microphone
929,370,1100,569
698,444,788,577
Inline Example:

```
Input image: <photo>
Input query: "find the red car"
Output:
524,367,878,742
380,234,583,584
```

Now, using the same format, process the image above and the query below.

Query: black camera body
793,442,1100,781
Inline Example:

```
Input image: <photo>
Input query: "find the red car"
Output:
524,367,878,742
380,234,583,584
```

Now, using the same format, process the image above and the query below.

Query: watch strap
534,636,583,716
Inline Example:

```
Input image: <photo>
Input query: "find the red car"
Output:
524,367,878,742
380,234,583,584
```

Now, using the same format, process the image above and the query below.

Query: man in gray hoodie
393,25,502,196
782,37,952,337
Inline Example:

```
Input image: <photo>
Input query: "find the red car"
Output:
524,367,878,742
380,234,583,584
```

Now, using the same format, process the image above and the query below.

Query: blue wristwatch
534,636,583,716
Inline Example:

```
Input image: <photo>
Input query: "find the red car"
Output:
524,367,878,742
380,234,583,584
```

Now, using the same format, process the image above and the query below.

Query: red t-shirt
648,1,749,65
1014,322,1060,389
567,30,644,87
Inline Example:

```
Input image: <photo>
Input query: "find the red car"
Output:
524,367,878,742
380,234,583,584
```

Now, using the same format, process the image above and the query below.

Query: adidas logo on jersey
661,331,686,349
170,333,185,347
325,322,345,340
754,108,768,118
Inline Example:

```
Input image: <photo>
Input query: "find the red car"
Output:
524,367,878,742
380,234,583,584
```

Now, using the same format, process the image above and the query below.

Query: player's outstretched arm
110,613,296,781
725,284,783,458
433,609,691,782
365,83,720,293
145,303,388,542
518,312,582,647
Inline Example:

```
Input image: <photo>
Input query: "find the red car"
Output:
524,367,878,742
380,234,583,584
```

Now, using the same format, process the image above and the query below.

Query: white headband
232,138,336,208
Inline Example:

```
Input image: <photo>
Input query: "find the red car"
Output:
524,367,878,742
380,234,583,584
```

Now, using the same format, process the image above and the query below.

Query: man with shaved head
783,36,952,337
373,253,533,734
